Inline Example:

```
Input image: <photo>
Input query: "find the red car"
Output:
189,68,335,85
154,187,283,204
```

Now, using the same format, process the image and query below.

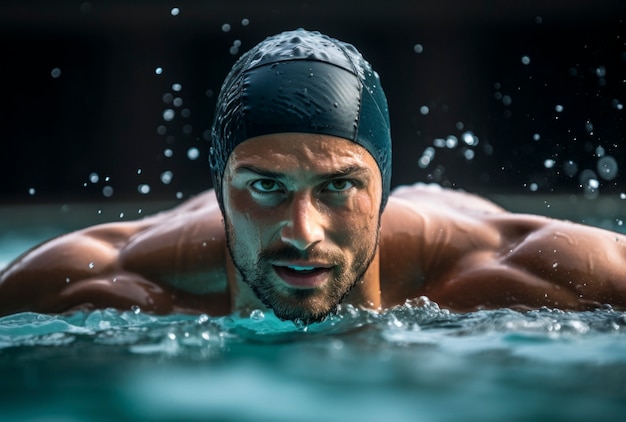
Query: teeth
287,265,315,271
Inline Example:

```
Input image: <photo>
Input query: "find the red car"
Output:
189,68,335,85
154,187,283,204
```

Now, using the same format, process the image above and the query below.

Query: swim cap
210,29,392,212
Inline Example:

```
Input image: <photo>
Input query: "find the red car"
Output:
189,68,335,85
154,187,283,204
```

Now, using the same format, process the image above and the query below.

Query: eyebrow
234,165,371,183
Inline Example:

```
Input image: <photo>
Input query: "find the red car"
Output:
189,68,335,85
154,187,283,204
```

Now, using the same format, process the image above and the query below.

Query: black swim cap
210,29,392,212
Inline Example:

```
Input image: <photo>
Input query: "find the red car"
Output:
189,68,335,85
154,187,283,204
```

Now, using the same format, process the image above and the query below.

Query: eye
326,179,354,192
251,179,282,193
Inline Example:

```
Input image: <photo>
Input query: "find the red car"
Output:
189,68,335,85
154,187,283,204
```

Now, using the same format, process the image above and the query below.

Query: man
1,29,626,323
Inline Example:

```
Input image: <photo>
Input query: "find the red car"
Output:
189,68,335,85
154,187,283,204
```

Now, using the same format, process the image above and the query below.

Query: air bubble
222,23,231,32
250,309,265,320
419,106,430,115
51,67,61,78
529,183,538,192
88,262,95,269
533,133,541,141
241,18,250,26
170,7,179,16
544,159,555,169
28,187,36,196
155,67,163,75
164,149,173,158
521,55,531,65
171,83,182,92
555,105,564,113
413,44,424,54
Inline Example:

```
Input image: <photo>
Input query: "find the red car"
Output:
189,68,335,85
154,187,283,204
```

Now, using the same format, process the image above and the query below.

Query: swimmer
1,29,626,323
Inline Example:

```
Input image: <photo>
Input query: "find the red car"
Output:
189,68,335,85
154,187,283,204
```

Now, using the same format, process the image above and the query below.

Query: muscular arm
0,191,230,316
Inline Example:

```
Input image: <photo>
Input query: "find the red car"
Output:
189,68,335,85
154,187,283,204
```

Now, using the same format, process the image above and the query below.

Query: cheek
226,189,277,244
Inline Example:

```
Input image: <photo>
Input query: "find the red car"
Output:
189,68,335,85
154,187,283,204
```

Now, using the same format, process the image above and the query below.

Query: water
1,214,626,421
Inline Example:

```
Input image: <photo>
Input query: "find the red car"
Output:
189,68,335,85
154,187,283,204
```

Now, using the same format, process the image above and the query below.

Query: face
222,133,383,324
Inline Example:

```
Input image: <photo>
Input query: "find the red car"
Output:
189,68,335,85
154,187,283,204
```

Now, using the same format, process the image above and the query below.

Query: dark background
1,0,625,205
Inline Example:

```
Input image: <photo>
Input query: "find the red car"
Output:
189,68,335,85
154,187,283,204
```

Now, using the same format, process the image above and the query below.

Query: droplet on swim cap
210,28,392,212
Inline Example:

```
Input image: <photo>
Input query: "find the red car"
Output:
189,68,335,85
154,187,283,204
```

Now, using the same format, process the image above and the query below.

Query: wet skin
1,133,626,318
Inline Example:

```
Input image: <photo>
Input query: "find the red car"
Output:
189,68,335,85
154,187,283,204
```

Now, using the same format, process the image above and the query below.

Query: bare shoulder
380,184,506,306
381,183,626,311
0,190,228,315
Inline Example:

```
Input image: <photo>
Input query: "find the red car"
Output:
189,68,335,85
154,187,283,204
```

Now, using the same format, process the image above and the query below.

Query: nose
280,192,325,250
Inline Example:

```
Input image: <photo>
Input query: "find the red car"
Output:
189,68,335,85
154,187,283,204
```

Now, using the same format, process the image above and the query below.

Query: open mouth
273,264,333,289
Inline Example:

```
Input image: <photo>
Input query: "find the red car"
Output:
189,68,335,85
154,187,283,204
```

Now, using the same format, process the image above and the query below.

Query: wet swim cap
210,29,392,212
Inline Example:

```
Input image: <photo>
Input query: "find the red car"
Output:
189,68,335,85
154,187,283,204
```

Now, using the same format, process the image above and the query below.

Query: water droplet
164,149,173,158
88,262,95,269
462,131,478,146
137,184,151,194
187,147,200,160
119,212,125,219
553,262,559,268
176,192,184,199
155,67,163,75
28,187,36,196
544,159,555,169
65,277,71,283
102,186,114,198
162,109,175,122
521,55,531,65
563,160,578,177
172,83,182,92
413,44,424,54
170,7,179,16
131,305,141,314
533,133,541,141
620,193,626,200
241,18,250,26
597,155,618,180
173,97,183,107
51,67,61,78
529,183,538,192
445,136,458,149
555,105,564,113
463,149,475,160
221,23,231,32
160,171,173,184
419,106,430,115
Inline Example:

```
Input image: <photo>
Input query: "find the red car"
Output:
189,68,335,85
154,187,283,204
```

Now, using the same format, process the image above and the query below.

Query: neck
343,246,382,311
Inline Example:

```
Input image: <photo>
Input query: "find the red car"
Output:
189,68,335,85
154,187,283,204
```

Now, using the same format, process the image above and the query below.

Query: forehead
227,133,379,176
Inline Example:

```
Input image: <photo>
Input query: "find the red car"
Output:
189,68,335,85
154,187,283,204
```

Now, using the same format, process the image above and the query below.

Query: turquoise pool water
1,202,626,421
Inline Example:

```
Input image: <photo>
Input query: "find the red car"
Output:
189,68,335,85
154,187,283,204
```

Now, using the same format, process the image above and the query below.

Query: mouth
272,263,333,289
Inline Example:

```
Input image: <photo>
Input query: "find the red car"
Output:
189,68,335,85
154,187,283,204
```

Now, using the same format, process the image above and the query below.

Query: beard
224,221,379,325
